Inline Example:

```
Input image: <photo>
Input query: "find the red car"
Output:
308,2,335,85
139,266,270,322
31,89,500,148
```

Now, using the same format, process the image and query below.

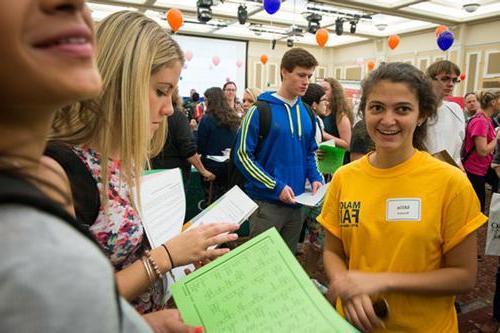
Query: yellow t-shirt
317,150,487,333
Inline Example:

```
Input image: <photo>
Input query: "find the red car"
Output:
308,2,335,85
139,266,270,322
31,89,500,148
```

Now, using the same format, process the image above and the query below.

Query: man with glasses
425,60,466,166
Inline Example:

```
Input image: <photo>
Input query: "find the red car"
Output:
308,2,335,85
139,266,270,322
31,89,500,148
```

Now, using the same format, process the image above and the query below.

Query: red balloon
367,60,375,71
166,9,183,32
260,54,268,65
460,73,466,81
387,35,400,50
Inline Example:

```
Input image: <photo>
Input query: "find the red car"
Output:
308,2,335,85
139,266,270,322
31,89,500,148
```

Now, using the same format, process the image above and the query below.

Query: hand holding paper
172,228,359,333
166,223,240,266
295,183,329,207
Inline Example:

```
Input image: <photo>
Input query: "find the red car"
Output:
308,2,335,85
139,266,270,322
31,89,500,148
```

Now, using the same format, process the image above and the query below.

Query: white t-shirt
314,116,325,145
424,101,465,165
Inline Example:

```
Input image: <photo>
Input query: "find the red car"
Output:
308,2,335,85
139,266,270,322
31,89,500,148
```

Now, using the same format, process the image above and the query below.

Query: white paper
319,139,336,148
140,169,185,248
295,183,329,207
140,169,192,301
187,185,258,230
206,155,229,163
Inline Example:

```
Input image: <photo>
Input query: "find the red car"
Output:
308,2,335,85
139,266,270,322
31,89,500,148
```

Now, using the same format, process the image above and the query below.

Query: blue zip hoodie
233,91,323,204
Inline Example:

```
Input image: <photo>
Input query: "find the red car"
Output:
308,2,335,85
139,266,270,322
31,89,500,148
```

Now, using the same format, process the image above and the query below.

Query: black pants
466,171,486,212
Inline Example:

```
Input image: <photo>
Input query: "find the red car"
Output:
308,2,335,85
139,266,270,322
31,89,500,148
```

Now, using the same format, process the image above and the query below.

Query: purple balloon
263,0,281,15
437,31,454,51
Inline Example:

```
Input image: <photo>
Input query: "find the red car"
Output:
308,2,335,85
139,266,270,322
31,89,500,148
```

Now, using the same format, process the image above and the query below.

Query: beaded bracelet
144,250,162,280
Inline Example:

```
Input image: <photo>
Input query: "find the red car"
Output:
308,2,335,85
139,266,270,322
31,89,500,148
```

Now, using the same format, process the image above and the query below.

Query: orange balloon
166,8,183,32
260,54,268,65
387,35,400,50
435,25,448,37
315,28,329,48
367,60,375,71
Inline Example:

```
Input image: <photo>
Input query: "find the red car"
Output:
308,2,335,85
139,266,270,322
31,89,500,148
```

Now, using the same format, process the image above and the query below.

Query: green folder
172,228,359,333
318,142,345,174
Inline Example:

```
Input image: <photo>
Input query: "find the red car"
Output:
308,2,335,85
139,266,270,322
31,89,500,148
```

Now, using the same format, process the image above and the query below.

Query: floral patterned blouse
73,145,165,314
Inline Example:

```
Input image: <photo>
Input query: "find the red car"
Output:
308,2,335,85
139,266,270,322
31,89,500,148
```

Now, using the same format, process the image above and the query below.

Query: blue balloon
437,30,454,51
263,0,281,15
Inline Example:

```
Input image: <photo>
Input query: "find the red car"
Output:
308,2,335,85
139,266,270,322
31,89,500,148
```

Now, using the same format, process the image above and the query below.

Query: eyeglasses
224,88,236,92
433,76,460,84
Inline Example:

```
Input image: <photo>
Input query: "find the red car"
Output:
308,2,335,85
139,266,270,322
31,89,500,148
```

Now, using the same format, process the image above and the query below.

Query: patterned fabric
72,145,165,314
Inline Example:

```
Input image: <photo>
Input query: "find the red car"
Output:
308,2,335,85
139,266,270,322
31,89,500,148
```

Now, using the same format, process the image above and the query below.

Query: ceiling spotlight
335,18,344,36
375,23,388,31
306,13,322,34
350,21,357,34
287,38,294,47
462,3,480,13
197,0,213,23
237,4,248,25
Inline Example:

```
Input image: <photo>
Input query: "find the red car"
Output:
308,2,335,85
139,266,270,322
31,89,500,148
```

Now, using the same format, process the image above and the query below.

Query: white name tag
386,198,421,222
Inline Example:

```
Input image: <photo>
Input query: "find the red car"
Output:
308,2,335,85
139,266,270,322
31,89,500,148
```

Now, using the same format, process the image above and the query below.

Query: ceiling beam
391,0,428,10
316,0,457,25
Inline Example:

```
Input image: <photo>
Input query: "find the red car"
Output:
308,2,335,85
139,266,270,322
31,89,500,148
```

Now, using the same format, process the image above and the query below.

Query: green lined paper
172,228,358,333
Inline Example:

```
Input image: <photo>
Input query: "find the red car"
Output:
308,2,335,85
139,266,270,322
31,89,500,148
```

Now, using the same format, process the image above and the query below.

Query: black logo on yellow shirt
339,201,360,227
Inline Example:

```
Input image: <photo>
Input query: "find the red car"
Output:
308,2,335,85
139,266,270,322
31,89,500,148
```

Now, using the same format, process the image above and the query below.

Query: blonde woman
242,87,262,114
321,78,353,149
48,11,238,315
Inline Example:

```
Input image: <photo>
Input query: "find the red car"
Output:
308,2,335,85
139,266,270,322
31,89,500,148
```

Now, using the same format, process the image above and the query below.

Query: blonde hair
51,11,184,209
244,87,262,103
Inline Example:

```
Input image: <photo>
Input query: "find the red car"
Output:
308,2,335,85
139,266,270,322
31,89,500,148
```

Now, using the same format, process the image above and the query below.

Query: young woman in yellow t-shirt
318,62,487,332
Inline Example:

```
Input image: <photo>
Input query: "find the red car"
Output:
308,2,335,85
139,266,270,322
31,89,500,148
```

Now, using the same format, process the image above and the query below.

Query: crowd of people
1,1,499,332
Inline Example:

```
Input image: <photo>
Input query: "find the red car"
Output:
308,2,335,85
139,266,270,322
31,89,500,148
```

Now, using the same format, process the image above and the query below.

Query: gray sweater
0,205,151,333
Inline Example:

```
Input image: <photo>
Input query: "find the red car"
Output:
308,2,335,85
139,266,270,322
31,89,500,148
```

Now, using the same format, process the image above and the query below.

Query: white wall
244,20,500,95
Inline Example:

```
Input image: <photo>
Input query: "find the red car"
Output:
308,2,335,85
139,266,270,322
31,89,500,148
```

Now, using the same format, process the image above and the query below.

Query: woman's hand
330,271,389,301
200,170,216,182
343,295,385,332
165,223,239,266
143,309,204,333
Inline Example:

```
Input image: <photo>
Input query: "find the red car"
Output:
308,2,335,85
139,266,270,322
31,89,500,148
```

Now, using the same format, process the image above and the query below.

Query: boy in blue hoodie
233,48,323,252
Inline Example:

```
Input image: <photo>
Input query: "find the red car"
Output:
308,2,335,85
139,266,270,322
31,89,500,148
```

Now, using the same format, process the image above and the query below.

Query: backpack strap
302,102,317,139
255,100,272,140
45,142,100,231
254,100,317,142
0,173,87,235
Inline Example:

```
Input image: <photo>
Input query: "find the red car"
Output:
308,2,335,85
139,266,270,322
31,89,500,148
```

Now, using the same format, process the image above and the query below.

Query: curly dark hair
204,87,241,131
358,62,438,151
324,77,354,126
